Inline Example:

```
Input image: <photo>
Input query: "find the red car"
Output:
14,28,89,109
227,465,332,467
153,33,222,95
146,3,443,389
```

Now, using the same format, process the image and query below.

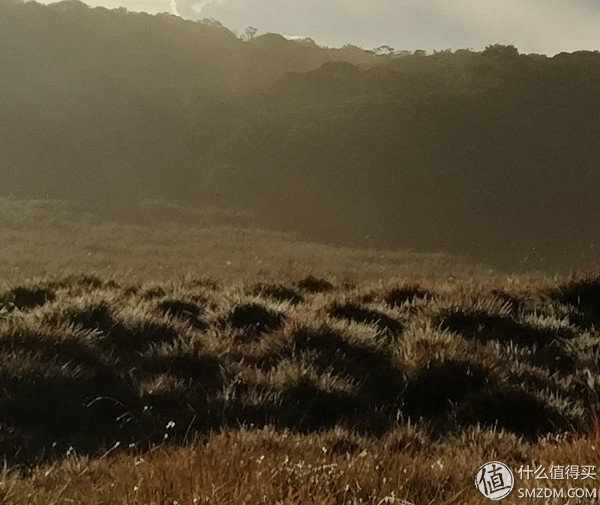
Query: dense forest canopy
1,0,600,268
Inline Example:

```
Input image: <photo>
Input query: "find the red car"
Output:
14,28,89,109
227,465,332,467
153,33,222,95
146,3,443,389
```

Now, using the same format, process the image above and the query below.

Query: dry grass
1,197,600,503
0,267,600,503
0,196,480,284
0,425,599,504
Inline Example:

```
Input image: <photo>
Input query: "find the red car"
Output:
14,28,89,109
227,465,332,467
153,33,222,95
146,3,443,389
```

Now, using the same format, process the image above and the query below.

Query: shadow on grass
438,310,573,346
230,303,285,341
140,354,224,389
0,286,55,311
530,341,576,374
252,283,304,304
0,369,140,464
403,360,569,439
275,378,371,433
296,275,333,293
293,326,405,406
328,302,403,339
385,285,431,307
66,303,180,351
552,277,600,328
156,299,207,329
0,279,588,467
438,309,578,374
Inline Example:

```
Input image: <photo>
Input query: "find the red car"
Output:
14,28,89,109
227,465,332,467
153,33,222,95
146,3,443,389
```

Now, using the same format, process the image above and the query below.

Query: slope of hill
2,0,600,269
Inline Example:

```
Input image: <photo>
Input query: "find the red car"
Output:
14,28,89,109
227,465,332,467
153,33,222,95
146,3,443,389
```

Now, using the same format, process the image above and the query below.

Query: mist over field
2,0,600,269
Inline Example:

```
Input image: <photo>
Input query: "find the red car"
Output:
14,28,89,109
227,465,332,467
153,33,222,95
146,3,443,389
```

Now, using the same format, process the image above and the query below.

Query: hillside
2,0,600,268
3,5,600,503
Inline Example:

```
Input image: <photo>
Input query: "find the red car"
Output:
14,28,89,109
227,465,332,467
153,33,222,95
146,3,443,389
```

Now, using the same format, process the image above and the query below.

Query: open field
0,196,486,284
3,3,600,502
1,198,600,503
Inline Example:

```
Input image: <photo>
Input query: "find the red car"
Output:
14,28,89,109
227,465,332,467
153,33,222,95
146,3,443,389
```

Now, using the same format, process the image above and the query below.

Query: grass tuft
328,302,403,337
296,275,334,293
252,283,305,304
385,284,431,307
230,303,285,337
438,309,572,346
1,286,55,311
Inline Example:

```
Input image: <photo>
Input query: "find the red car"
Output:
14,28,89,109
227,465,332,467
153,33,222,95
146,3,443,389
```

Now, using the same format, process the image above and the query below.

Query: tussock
0,272,599,504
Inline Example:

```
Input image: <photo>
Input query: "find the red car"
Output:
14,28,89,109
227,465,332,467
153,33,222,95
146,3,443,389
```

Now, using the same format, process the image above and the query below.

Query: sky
38,0,600,55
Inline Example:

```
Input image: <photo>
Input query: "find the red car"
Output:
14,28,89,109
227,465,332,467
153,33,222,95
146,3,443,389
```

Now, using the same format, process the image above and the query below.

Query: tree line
1,0,599,268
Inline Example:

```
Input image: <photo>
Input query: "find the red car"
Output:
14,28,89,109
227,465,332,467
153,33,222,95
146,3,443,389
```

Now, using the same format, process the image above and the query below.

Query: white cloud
37,0,600,54
168,0,600,54
170,0,215,19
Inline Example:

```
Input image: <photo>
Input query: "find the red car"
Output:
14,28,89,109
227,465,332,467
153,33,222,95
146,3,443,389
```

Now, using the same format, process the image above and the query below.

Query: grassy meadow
3,4,600,501
0,197,477,284
1,197,600,504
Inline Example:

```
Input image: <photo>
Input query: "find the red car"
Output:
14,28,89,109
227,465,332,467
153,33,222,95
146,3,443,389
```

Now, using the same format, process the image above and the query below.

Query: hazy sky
39,0,600,54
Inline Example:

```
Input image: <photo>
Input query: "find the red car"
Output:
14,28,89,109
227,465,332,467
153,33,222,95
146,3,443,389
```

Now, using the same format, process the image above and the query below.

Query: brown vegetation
1,268,600,503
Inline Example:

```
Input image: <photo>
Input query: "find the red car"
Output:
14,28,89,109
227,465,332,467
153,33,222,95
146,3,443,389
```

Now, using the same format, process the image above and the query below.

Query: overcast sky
39,0,600,54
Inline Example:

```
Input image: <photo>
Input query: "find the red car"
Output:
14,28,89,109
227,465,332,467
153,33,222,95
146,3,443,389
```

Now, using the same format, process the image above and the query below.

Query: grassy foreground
1,197,599,504
1,270,600,503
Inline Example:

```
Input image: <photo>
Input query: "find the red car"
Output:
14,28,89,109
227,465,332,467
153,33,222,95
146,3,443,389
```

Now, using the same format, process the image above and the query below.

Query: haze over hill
37,0,600,54
4,5,600,500
1,0,600,269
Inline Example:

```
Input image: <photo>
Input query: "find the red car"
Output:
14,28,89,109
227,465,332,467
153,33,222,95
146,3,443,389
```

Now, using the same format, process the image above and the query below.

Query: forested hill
2,0,600,269
0,0,375,200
